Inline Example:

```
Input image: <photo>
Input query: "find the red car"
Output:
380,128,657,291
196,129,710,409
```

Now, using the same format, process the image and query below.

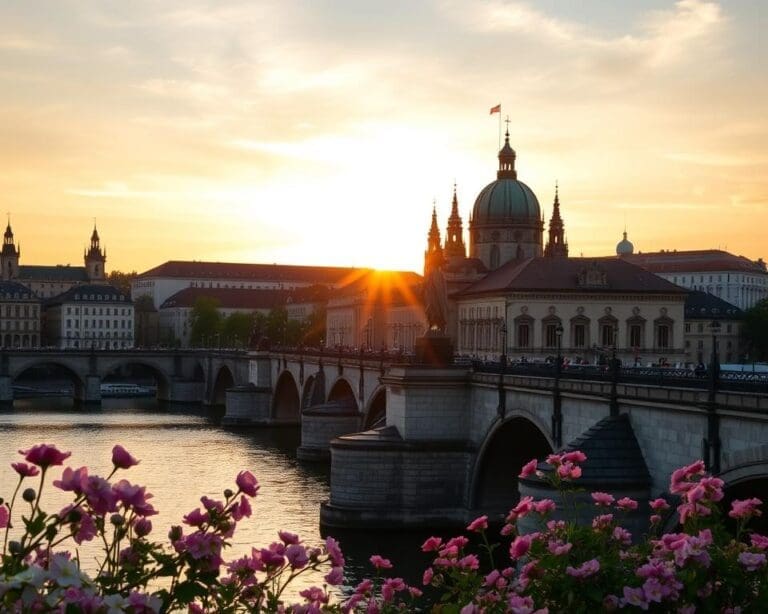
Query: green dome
472,178,541,223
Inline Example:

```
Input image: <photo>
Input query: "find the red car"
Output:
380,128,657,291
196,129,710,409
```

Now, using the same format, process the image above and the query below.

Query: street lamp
705,319,722,473
552,323,564,447
500,319,508,371
497,317,508,418
610,325,620,417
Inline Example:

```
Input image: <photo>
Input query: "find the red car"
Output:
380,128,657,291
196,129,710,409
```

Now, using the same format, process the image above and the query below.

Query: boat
100,383,155,398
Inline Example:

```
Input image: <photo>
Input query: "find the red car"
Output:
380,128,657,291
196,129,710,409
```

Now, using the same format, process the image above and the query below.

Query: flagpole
498,110,501,150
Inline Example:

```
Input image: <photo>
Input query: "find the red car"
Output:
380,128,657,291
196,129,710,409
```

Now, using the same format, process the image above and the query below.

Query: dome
472,178,541,223
616,231,634,256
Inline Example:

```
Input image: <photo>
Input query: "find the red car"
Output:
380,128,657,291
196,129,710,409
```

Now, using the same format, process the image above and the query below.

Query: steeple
443,183,466,260
497,117,517,180
1,215,20,280
424,204,445,276
84,222,106,281
544,182,568,258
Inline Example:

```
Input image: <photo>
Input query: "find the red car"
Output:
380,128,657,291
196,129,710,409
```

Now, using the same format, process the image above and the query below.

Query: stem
2,476,23,556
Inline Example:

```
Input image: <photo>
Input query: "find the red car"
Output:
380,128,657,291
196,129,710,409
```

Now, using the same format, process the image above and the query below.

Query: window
544,324,559,348
726,324,732,333
697,323,704,333
517,322,531,348
656,324,671,349
629,324,643,348
697,339,704,349
600,324,615,346
685,323,691,333
573,324,586,348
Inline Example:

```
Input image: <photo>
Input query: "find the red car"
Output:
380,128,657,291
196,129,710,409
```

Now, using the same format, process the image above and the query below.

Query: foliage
189,297,222,347
3,445,767,612
742,298,768,361
107,270,138,296
220,312,256,348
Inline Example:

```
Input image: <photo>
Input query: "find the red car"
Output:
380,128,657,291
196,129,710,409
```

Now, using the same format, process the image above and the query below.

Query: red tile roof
459,257,687,296
622,250,766,274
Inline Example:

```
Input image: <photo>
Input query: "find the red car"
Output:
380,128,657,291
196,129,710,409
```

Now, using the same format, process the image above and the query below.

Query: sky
1,0,766,274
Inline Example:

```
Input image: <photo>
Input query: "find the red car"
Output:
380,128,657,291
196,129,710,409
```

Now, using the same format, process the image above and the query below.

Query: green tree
220,312,255,348
107,270,138,295
301,305,326,347
189,297,221,347
742,298,768,361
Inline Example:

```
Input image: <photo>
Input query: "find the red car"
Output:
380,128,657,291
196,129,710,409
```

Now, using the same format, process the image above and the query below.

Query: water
0,399,434,601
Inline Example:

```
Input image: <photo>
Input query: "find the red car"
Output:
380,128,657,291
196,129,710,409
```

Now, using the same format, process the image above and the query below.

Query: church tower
544,183,568,258
443,184,466,261
84,224,106,281
424,205,445,277
1,219,20,280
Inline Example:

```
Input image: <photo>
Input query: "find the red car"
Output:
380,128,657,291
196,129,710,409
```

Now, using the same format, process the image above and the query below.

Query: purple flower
11,462,40,477
325,536,345,567
370,554,393,569
285,544,309,569
53,466,88,494
236,470,259,496
19,444,71,468
111,445,139,469
324,566,344,586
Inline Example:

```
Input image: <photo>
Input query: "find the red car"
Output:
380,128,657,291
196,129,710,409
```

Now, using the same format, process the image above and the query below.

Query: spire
544,182,568,258
424,202,444,276
4,214,13,242
497,117,517,180
444,183,466,260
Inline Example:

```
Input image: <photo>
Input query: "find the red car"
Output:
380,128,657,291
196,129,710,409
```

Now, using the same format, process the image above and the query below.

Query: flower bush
1,443,767,612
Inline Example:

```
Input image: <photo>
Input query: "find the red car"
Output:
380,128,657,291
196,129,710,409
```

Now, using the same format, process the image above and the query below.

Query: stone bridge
0,348,250,405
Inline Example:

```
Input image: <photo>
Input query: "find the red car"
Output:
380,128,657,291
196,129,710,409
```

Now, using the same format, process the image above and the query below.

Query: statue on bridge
423,266,449,334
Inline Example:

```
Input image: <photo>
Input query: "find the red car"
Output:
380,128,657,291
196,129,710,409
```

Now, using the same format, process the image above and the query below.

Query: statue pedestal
415,332,453,367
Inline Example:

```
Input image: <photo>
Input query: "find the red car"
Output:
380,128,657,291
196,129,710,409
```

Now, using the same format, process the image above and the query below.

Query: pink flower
19,444,71,468
381,577,406,602
612,526,632,545
279,530,300,545
738,551,766,571
566,558,600,578
617,497,638,511
422,567,434,585
547,540,572,556
557,461,582,480
458,554,479,570
562,450,587,463
729,497,763,520
649,498,670,511
546,453,563,467
592,514,614,530
421,536,442,552
467,515,488,532
622,586,649,609
111,445,139,469
591,492,615,507
510,534,532,559
325,566,344,585
235,470,259,497
0,505,8,529
325,536,345,567
83,475,117,515
534,499,556,514
650,514,662,525
183,508,209,527
751,534,768,550
369,554,393,569
519,458,538,478
134,517,152,538
285,544,309,569
231,496,252,521
11,462,40,477
53,466,88,494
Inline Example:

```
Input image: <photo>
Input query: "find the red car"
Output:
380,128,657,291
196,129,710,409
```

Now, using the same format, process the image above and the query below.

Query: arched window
626,316,646,349
654,317,674,350
570,315,590,349
541,316,562,349
514,315,533,349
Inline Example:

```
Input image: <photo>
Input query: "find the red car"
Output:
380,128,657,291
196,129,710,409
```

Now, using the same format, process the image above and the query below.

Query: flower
649,498,670,511
369,554,393,569
738,551,766,571
231,496,252,521
111,445,139,469
279,530,300,545
729,497,763,520
53,466,88,494
510,535,532,559
533,499,556,514
11,462,40,477
566,558,600,578
19,444,71,468
616,497,638,511
421,536,442,552
591,492,615,507
519,458,538,478
325,566,344,585
562,450,587,463
0,504,8,529
423,567,434,585
235,470,259,496
466,515,488,532
285,544,309,569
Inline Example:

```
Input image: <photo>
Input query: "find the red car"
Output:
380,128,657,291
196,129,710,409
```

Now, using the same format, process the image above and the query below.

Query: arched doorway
211,366,235,406
472,416,553,512
363,388,386,429
101,362,171,400
272,371,300,422
12,362,86,401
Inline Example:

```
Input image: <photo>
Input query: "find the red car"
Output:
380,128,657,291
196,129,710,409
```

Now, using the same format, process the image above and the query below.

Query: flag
489,104,501,115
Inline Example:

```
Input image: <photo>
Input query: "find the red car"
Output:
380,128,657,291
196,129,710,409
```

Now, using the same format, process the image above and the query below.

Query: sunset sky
1,1,766,274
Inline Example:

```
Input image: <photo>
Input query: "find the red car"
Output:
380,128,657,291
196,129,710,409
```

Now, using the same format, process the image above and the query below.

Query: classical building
683,291,744,365
0,281,42,348
0,222,108,298
455,257,687,366
45,284,134,349
617,236,767,310
133,261,381,309
325,270,425,351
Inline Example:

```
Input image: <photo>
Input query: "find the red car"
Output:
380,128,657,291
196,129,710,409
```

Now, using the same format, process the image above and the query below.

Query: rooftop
18,265,89,282
160,285,329,310
45,284,131,306
685,290,744,320
622,249,766,274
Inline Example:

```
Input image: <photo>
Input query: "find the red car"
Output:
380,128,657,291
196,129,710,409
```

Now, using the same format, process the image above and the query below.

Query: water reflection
0,398,428,601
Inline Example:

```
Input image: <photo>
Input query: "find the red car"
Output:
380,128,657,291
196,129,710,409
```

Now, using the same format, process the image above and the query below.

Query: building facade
0,281,42,348
0,222,108,298
45,284,134,349
683,291,744,366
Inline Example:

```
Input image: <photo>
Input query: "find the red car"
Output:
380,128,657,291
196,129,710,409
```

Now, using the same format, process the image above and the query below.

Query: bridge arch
302,375,316,409
363,386,386,429
11,361,87,400
327,377,358,411
272,371,301,422
470,413,554,512
211,365,235,406
99,360,172,399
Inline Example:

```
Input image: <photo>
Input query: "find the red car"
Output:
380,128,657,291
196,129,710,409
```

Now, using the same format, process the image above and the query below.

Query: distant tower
1,217,20,280
424,205,445,276
443,184,466,261
616,228,634,256
544,183,568,258
84,224,106,281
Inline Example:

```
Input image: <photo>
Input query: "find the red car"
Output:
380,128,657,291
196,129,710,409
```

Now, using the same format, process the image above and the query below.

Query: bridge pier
75,375,102,404
165,380,205,403
222,385,273,425
0,375,12,402
297,401,360,461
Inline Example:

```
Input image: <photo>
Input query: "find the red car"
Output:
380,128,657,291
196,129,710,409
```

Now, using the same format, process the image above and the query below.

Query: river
0,398,435,602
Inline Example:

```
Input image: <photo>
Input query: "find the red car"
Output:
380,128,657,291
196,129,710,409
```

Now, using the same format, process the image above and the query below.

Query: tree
107,270,137,295
220,312,255,348
742,298,768,361
301,305,326,347
189,297,221,347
